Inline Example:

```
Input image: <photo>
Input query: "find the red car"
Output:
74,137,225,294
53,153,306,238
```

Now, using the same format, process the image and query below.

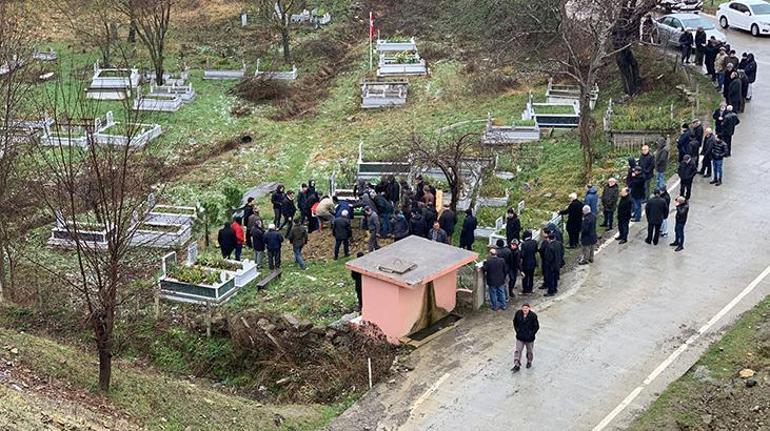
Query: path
329,26,770,431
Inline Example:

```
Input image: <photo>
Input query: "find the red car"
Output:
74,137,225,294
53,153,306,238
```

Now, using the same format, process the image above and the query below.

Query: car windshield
752,3,770,14
681,18,715,30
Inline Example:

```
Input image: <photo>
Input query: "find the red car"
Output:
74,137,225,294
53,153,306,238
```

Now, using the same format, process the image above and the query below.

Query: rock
543,192,553,199
701,414,713,425
276,377,291,385
746,378,758,388
256,318,271,330
739,368,755,378
204,398,214,405
297,319,313,331
751,405,761,412
9,348,18,355
282,313,300,329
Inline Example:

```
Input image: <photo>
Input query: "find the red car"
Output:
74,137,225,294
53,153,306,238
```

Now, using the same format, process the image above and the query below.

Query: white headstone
147,192,156,209
517,200,525,214
186,242,198,266
241,12,248,26
55,209,66,228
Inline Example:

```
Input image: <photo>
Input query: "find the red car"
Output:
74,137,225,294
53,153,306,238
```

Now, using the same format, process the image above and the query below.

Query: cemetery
545,78,600,110
92,111,162,148
360,80,408,108
254,59,298,81
481,112,540,145
86,62,141,100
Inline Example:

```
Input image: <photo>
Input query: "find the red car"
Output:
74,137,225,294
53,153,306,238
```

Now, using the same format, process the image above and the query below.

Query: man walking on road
616,188,632,245
600,178,619,231
670,197,689,252
579,205,597,265
677,154,697,200
520,231,538,295
644,189,668,246
512,303,540,373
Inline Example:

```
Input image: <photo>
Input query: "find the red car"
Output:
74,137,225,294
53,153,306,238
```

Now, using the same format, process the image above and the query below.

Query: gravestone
162,251,177,277
241,12,248,27
55,209,66,228
517,200,525,214
186,243,198,266
147,192,156,209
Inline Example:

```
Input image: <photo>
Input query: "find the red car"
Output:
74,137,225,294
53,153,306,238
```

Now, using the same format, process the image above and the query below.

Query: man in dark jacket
721,106,740,156
689,119,704,162
710,138,727,186
727,71,743,113
704,37,719,81
559,193,584,248
700,127,716,177
250,222,265,269
483,248,508,311
429,221,449,244
616,188,632,244
712,102,727,136
676,124,692,164
542,234,564,297
459,209,477,250
286,219,308,270
298,184,309,225
280,191,297,233
391,211,409,241
520,231,538,295
495,238,513,301
374,191,394,236
638,144,655,197
365,207,380,252
217,222,237,259
644,189,668,245
744,53,757,101
264,223,284,270
332,210,353,259
409,210,428,238
654,139,669,190
628,167,646,222
438,205,457,244
505,209,522,244
600,178,619,230
670,196,689,252
271,185,286,226
386,175,400,206
579,205,597,265
677,155,697,200
512,303,540,372
679,28,694,64
694,27,707,66
508,240,522,298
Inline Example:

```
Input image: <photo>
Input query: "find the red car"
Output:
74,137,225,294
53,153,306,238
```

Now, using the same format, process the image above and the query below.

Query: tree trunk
616,47,642,95
98,343,112,392
578,91,594,183
128,21,137,43
281,25,291,63
94,314,114,393
449,178,460,212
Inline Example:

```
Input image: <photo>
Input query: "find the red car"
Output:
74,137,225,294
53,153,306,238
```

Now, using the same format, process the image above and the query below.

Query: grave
603,99,675,149
523,92,580,128
360,80,408,109
93,111,162,148
254,60,297,81
545,78,599,110
86,62,140,100
158,251,239,305
47,211,114,249
481,112,540,145
143,69,189,86
377,52,427,77
32,49,57,62
203,63,246,80
356,142,411,181
40,118,101,148
291,8,331,26
148,82,195,102
132,88,184,112
130,221,193,248
376,37,418,53
346,236,478,343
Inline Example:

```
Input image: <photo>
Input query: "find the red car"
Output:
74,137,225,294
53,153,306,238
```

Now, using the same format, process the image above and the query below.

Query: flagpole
369,11,373,71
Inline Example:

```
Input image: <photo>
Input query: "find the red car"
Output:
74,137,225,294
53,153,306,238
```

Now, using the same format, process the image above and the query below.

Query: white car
718,0,770,37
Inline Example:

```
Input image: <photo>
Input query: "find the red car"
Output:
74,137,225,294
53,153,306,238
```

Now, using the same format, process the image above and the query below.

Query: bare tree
118,0,174,85
257,0,299,63
33,66,163,392
0,3,36,303
54,0,122,66
408,131,486,212
612,0,657,96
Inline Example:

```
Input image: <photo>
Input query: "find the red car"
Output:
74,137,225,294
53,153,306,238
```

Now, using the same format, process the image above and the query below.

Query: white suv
718,0,770,37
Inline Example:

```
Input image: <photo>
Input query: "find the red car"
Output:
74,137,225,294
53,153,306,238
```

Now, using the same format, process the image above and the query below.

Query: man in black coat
616,188,632,244
644,189,668,245
542,234,564,297
679,28,694,64
727,71,743,113
459,209,477,250
217,222,237,259
250,222,266,269
721,106,740,156
600,178,619,230
579,205,597,265
438,205,457,243
280,191,297,233
676,124,692,164
512,303,540,372
710,138,728,186
638,144,655,197
670,196,689,252
689,119,703,163
628,167,646,222
264,224,284,270
495,239,513,300
483,248,508,311
712,102,727,135
386,175,400,206
409,210,429,238
694,27,707,66
677,155,697,200
298,184,309,225
519,231,538,295
332,210,353,259
704,38,719,81
271,185,286,227
559,193,584,248
508,240,522,298
700,127,716,177
505,209,522,244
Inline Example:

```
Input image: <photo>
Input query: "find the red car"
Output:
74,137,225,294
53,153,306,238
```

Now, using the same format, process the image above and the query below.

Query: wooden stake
368,357,373,389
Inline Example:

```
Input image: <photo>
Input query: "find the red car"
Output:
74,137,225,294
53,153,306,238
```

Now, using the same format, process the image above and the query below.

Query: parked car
653,13,727,46
658,0,704,13
718,0,770,37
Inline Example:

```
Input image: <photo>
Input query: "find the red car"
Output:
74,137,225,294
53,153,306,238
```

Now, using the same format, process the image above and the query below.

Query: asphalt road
329,22,770,431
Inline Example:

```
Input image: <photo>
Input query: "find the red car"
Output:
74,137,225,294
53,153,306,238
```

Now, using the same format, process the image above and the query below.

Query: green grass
0,327,328,431
631,295,770,430
534,104,577,115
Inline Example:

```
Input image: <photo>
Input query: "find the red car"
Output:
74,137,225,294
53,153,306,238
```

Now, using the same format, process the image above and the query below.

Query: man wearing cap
264,223,284,270
332,210,353,259
600,178,619,231
721,105,740,157
579,205,597,265
512,303,539,372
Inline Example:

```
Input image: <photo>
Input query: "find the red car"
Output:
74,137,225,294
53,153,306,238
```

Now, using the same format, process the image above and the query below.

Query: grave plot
291,8,331,26
130,221,192,248
47,212,114,249
145,205,197,226
481,113,540,145
377,51,427,77
603,99,677,149
143,69,189,86
158,251,257,305
148,82,195,102
93,112,162,148
254,60,297,81
132,88,184,112
524,93,579,128
32,49,57,62
203,63,246,80
545,78,599,110
40,118,101,147
376,37,418,53
361,80,408,109
356,142,411,181
86,62,140,100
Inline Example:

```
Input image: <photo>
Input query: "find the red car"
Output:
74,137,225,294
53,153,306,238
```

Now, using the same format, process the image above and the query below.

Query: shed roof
345,236,478,288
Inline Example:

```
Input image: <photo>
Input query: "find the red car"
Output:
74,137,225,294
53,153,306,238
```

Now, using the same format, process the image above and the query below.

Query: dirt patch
302,226,395,261
230,76,292,104
229,311,398,403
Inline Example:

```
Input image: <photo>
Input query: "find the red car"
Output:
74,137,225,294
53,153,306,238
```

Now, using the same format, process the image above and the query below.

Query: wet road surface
329,24,770,431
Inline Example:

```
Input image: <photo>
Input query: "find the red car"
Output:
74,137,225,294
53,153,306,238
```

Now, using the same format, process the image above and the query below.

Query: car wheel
751,24,760,37
720,16,729,29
